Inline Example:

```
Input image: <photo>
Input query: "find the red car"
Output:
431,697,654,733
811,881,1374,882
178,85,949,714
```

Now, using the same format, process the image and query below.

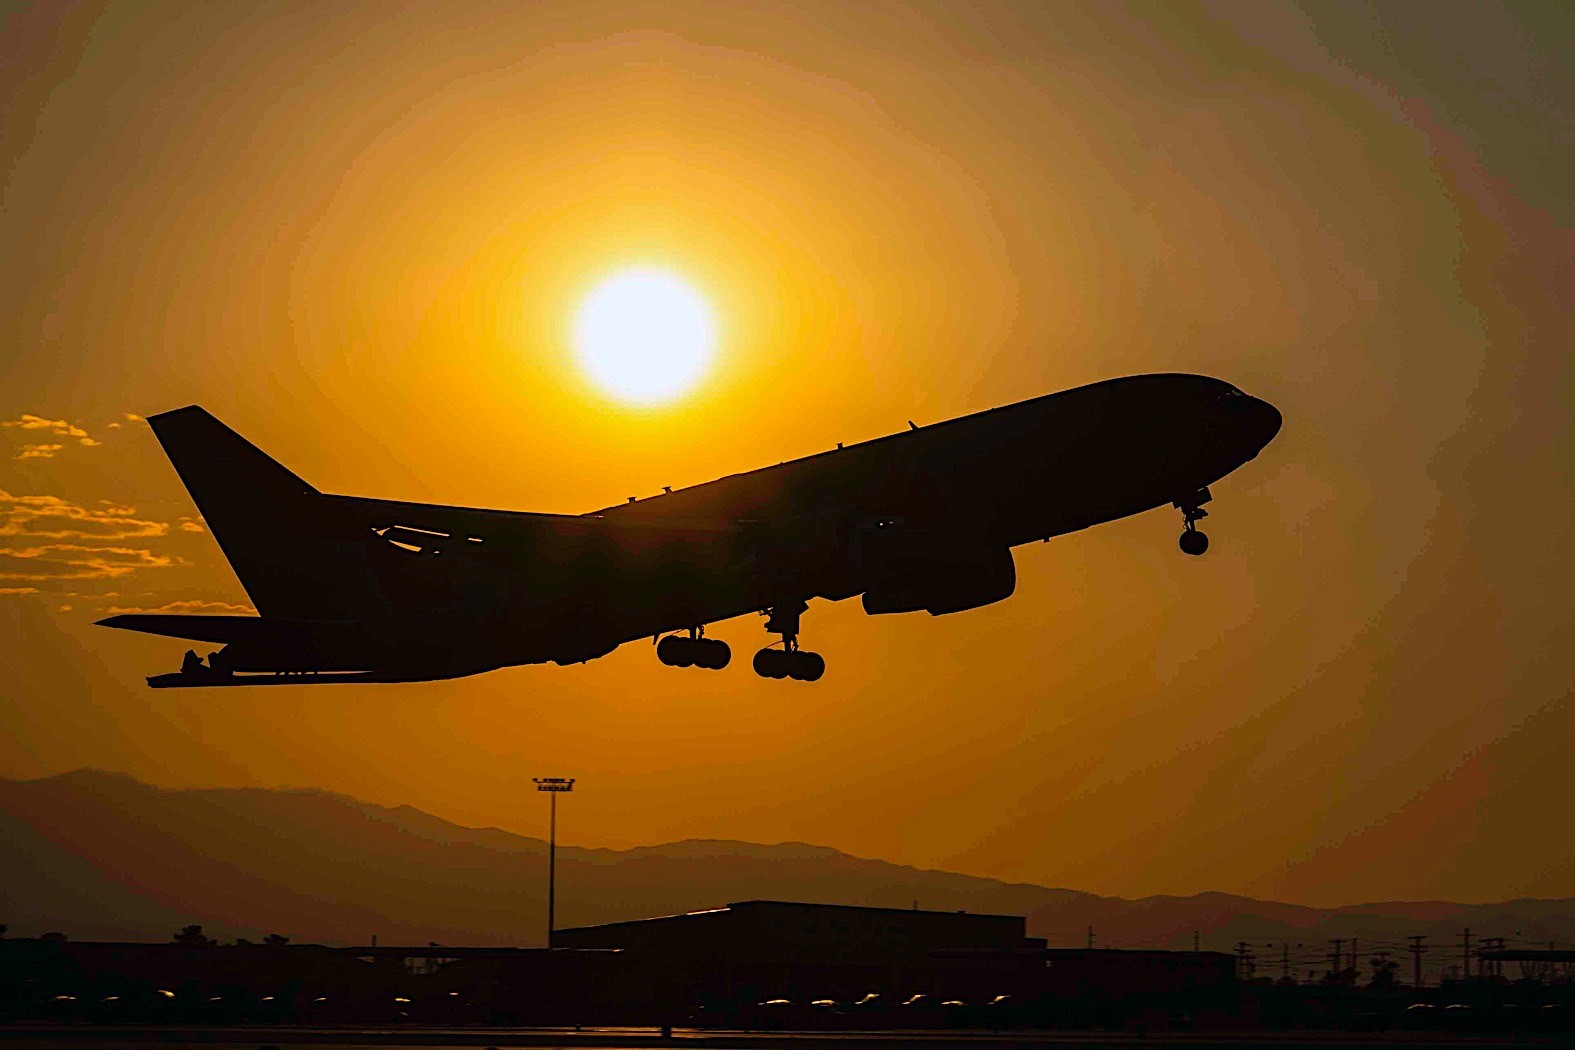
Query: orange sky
2,0,1571,907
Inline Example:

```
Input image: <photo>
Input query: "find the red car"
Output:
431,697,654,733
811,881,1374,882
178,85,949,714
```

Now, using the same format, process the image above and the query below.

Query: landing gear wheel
756,600,824,681
657,635,694,667
697,638,732,670
1173,487,1213,557
790,651,826,682
658,632,730,669
753,648,791,679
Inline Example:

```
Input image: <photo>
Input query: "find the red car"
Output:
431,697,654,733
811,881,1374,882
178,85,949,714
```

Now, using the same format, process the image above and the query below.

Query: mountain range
3,770,1570,980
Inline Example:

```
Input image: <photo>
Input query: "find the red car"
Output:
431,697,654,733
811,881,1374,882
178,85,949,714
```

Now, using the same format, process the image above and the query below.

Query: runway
0,1027,1568,1049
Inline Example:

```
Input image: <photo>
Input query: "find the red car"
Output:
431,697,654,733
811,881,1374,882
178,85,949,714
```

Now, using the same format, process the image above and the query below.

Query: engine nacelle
860,547,1015,616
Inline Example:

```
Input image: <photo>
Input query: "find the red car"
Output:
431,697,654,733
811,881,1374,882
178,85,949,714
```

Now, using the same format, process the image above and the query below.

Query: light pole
533,777,574,946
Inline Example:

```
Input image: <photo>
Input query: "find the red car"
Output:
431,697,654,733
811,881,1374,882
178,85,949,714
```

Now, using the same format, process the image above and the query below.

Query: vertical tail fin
147,407,365,619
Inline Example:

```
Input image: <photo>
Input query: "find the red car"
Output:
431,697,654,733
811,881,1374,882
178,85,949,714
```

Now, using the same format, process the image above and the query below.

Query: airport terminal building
554,899,1233,1019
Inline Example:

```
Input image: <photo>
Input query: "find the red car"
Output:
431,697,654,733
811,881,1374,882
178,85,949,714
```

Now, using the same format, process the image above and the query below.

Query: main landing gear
657,628,731,670
753,599,825,682
1175,487,1211,556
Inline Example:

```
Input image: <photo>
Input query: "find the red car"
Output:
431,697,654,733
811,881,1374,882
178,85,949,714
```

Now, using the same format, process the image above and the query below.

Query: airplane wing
323,493,745,551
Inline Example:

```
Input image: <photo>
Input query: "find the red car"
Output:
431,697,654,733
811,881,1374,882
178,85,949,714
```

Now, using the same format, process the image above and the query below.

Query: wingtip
146,405,207,424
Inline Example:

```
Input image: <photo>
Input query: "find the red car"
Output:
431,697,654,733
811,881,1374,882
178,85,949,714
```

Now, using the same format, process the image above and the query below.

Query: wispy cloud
178,517,205,533
3,414,88,437
101,598,253,616
0,490,169,540
0,586,40,596
1,414,98,448
15,443,64,460
0,544,174,582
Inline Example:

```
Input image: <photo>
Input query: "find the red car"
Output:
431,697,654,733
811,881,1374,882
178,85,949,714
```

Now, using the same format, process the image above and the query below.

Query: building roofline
556,899,1026,935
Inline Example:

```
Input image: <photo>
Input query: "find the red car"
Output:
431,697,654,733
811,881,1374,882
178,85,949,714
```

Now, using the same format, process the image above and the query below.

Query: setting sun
572,268,717,405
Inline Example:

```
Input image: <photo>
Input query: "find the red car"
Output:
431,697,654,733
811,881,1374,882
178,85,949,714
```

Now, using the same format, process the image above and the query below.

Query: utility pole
1282,942,1291,982
1351,937,1359,975
1235,942,1254,980
1408,935,1428,988
1087,925,1095,949
533,777,575,947
1193,930,1200,953
1330,939,1346,982
1461,928,1472,981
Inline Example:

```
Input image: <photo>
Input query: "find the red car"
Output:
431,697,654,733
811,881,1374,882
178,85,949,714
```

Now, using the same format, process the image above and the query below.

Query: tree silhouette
262,933,289,946
1368,954,1399,989
172,924,216,947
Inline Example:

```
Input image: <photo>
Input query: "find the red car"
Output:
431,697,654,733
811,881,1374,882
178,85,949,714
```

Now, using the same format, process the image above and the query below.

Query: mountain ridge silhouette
4,770,1571,964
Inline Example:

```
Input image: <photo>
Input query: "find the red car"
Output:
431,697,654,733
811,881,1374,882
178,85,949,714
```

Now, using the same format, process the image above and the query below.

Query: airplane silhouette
98,374,1281,686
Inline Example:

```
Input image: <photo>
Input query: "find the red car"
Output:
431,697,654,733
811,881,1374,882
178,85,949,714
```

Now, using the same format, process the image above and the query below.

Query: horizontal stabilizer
146,669,425,689
96,614,337,644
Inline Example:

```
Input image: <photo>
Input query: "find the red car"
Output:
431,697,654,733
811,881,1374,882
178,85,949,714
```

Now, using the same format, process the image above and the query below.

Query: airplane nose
1219,389,1282,450
1247,396,1282,447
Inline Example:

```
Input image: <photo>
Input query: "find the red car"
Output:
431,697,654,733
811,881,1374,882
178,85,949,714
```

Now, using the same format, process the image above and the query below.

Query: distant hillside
3,770,1572,978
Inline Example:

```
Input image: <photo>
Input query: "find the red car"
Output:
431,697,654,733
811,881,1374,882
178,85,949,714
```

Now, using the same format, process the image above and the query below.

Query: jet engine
860,545,1015,616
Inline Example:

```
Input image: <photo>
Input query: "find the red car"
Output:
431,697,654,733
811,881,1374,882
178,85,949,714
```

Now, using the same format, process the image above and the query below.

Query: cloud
0,544,174,582
0,490,169,540
101,598,254,616
0,586,40,596
178,517,205,533
124,413,144,423
2,414,87,438
0,414,97,449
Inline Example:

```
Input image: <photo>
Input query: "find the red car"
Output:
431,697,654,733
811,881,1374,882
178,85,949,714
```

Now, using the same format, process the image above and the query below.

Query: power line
1408,935,1429,988
1235,942,1255,980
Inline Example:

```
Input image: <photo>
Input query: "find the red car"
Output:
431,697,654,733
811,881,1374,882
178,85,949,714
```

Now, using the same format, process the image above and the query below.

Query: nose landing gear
1174,487,1211,556
656,627,731,670
753,599,825,681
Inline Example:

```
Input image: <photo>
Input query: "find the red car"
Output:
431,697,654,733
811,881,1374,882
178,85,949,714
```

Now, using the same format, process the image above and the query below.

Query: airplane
98,373,1281,687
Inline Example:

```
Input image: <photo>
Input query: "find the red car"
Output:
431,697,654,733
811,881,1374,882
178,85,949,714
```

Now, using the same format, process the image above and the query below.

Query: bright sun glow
573,268,717,405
